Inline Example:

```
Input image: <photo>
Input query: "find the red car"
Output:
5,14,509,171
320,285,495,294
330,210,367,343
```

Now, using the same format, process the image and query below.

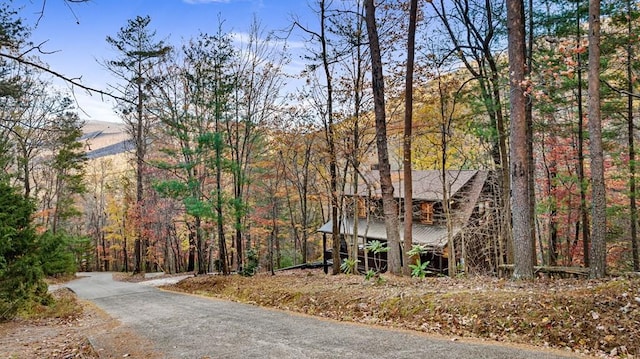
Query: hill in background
81,121,131,159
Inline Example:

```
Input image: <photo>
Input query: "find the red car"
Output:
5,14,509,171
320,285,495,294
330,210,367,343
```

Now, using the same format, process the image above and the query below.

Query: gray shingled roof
346,170,478,201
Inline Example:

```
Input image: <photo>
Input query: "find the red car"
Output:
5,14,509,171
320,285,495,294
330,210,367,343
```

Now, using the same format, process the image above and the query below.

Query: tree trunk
576,0,590,267
187,225,195,272
547,160,558,266
234,178,243,273
134,70,144,274
588,0,606,278
316,0,340,276
403,0,418,276
364,0,402,275
123,216,129,272
216,140,228,275
443,170,455,276
626,0,639,271
526,0,537,266
301,145,310,264
195,216,206,274
508,0,534,279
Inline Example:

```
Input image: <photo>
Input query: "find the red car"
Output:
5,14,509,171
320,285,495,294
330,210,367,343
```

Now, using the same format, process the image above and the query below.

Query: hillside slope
81,121,130,159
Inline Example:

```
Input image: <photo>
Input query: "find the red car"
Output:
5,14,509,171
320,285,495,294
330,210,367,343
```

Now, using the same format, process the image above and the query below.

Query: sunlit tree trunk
508,0,534,279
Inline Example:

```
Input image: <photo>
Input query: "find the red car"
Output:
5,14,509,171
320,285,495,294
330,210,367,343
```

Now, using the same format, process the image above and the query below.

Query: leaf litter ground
0,285,159,358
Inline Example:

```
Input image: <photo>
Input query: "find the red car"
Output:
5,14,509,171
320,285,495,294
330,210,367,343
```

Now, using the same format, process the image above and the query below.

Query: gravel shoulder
0,292,157,358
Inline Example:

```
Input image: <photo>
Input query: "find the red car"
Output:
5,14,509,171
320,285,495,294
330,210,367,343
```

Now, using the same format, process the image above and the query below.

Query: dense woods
2,0,640,317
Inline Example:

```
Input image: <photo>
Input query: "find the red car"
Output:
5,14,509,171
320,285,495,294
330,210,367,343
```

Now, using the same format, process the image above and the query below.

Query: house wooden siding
343,170,485,229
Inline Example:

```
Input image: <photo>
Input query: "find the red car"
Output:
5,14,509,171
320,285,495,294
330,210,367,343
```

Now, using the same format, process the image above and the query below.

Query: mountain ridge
82,120,129,159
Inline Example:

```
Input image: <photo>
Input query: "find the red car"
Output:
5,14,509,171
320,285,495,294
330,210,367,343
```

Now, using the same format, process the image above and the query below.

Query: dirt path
61,272,580,359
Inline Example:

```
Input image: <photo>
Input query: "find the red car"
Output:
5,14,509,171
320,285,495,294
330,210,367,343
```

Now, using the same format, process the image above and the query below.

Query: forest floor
0,287,100,359
163,269,640,358
1,271,638,358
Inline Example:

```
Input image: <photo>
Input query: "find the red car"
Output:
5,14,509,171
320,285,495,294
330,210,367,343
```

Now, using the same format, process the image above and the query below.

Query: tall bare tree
228,18,287,273
364,0,401,275
329,0,374,273
429,0,512,264
294,0,341,274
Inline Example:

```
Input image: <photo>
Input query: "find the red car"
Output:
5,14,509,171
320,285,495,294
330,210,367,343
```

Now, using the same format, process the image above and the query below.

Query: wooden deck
499,264,589,277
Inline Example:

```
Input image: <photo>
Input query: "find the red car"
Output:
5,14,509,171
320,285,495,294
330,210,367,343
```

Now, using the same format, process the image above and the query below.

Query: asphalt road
65,273,579,359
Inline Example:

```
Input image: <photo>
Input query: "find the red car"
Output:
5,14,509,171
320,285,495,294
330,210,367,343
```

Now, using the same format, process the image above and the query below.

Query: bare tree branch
603,79,640,99
0,51,134,104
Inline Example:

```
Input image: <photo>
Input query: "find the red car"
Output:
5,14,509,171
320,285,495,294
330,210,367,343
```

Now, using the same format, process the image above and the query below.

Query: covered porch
318,217,458,274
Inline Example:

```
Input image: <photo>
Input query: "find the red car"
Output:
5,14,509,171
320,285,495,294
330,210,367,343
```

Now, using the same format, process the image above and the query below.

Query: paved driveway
65,273,579,359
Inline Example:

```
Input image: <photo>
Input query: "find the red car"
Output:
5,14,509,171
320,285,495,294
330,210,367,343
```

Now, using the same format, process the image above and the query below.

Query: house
318,169,492,274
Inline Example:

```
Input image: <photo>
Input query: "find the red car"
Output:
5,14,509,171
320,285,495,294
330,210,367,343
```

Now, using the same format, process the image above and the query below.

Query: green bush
241,248,259,276
341,258,358,274
0,251,50,321
38,231,77,277
407,245,432,279
0,182,49,321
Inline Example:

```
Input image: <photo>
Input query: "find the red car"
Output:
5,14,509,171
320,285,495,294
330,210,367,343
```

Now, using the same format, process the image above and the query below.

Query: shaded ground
0,287,159,359
0,289,98,359
164,270,640,358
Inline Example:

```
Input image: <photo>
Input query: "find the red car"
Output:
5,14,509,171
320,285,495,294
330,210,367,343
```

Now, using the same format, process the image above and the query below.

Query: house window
420,202,433,224
357,197,367,218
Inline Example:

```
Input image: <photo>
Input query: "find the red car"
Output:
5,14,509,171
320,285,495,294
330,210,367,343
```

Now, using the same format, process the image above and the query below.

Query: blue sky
16,0,314,123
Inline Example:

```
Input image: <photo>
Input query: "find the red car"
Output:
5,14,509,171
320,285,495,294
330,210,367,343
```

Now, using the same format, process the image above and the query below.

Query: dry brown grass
0,289,98,358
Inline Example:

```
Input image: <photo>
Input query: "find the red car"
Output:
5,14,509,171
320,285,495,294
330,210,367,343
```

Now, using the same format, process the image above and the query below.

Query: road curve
66,272,579,359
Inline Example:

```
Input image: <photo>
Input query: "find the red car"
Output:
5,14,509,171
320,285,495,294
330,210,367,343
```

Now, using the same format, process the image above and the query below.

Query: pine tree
105,15,171,273
49,111,87,234
0,181,47,321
